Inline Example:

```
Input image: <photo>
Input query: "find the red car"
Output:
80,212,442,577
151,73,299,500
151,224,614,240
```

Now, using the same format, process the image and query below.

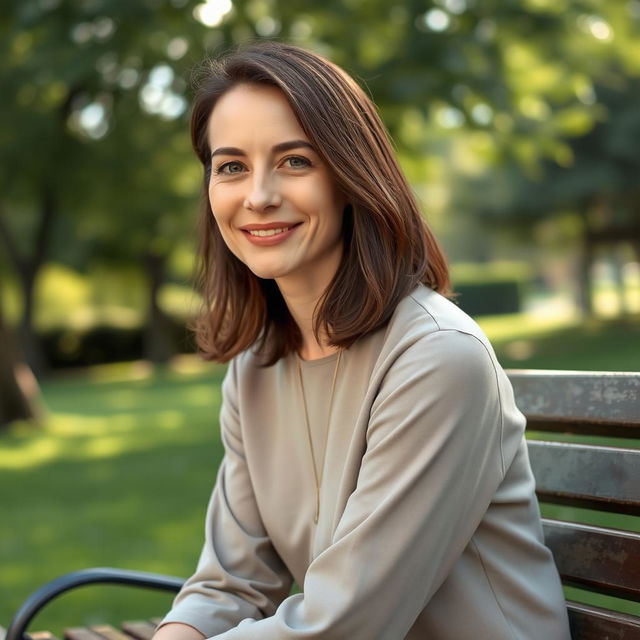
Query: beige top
160,285,571,639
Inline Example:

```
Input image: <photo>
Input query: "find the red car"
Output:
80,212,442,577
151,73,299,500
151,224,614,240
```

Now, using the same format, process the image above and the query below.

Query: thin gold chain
296,349,342,525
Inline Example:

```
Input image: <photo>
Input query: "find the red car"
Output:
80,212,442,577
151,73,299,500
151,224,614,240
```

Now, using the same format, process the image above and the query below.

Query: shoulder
391,285,489,338
362,285,510,421
378,284,497,366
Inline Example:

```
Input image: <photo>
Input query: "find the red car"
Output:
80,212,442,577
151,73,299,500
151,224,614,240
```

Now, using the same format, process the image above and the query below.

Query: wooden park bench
4,370,640,640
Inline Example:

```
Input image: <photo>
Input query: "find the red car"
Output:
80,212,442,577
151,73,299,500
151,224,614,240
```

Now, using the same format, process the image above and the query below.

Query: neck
276,276,338,361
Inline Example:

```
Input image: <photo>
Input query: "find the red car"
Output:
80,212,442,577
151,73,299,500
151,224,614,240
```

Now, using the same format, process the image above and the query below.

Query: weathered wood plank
28,633,61,640
508,371,640,431
529,441,640,515
64,626,132,640
89,626,131,640
543,520,640,601
568,601,640,639
120,622,156,640
64,629,104,640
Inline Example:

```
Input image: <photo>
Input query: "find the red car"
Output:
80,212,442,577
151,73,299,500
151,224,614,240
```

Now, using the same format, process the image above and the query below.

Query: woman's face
207,83,346,293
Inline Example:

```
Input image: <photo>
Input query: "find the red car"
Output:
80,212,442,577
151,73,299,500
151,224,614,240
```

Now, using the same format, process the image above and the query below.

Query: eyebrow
210,139,315,158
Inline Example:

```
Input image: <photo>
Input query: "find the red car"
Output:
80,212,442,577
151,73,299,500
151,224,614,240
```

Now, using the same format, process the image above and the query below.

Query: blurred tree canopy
459,75,640,314
1,0,639,391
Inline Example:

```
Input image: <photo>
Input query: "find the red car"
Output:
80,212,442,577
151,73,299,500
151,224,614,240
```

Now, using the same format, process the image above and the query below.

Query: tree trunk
17,262,47,375
0,305,43,429
611,246,629,315
143,252,175,364
576,233,594,318
0,188,55,376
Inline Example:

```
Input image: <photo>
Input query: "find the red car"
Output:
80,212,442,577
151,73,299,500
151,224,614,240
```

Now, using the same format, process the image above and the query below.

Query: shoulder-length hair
190,40,451,365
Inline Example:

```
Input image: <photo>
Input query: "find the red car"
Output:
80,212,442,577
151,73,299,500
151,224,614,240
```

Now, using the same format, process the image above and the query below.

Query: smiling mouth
244,223,301,237
248,227,290,237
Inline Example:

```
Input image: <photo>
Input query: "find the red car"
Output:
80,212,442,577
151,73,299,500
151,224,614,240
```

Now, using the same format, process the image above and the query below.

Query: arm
210,330,513,639
154,358,293,639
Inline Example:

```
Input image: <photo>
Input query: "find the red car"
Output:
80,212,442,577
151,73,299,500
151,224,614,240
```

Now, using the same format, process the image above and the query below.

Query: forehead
207,83,308,147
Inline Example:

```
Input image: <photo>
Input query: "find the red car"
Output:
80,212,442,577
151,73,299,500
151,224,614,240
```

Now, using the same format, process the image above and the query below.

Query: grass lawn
478,312,640,371
0,360,227,634
1,313,639,633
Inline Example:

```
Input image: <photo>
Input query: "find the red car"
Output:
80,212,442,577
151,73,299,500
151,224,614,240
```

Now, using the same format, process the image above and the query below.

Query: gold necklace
296,349,342,525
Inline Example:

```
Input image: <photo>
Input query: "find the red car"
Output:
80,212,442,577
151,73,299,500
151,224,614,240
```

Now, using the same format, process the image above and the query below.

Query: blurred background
1,0,639,633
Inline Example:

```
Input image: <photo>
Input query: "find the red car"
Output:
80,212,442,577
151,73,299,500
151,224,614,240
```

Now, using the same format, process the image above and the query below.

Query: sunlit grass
476,310,577,342
479,312,640,371
0,358,226,633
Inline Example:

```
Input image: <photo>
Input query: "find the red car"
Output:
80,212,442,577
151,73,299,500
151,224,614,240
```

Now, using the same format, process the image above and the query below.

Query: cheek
209,182,244,222
208,191,235,242
209,188,231,226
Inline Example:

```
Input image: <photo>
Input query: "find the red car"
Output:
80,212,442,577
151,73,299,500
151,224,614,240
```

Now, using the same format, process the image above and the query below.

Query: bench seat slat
543,519,640,601
509,371,640,430
64,630,105,640
88,626,132,640
568,601,640,639
529,441,640,515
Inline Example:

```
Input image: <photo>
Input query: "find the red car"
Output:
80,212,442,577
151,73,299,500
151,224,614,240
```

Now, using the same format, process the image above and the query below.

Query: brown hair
190,40,451,365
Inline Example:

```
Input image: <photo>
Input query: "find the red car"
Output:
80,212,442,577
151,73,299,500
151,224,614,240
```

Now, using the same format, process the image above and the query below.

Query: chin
245,263,290,281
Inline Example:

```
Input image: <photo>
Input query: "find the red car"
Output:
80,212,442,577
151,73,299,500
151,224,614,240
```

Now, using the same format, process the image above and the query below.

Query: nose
244,170,282,212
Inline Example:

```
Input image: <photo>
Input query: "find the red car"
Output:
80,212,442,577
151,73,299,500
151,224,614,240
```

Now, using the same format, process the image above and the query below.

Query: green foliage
452,62,640,251
0,0,212,272
2,0,640,347
449,262,533,316
455,281,524,316
3,0,640,262
2,263,196,330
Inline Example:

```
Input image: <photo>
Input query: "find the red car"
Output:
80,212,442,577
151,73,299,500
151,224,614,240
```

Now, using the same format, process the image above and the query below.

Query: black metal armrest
6,567,184,640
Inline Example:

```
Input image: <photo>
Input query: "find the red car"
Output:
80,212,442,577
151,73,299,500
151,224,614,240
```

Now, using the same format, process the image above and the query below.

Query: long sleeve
159,358,293,637
210,330,512,639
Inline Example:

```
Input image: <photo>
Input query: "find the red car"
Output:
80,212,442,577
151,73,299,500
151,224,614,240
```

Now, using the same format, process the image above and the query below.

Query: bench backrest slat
528,441,640,515
509,371,640,428
542,520,640,601
567,602,640,638
508,370,640,640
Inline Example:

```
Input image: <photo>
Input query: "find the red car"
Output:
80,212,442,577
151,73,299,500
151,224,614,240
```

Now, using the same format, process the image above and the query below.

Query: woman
154,41,571,639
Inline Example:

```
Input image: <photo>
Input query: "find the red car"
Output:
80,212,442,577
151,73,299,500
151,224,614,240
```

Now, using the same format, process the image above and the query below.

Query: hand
152,622,206,640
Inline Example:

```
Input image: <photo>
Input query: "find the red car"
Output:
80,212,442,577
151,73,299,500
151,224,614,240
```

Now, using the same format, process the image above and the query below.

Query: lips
240,222,302,246
246,226,293,237
240,222,302,236
240,222,301,230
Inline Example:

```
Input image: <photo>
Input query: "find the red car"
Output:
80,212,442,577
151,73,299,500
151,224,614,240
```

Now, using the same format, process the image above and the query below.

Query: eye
216,161,245,175
283,155,311,169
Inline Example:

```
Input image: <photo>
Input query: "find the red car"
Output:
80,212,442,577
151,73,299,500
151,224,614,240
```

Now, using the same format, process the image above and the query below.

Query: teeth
248,227,290,237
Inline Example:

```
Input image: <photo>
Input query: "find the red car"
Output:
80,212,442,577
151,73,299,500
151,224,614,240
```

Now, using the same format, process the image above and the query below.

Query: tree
0,1,212,368
2,0,639,372
455,73,640,315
